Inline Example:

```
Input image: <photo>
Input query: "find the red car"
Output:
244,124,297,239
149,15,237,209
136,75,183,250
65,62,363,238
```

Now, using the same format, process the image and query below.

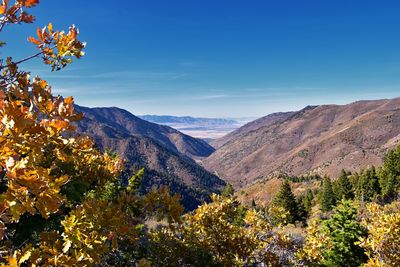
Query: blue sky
3,0,400,117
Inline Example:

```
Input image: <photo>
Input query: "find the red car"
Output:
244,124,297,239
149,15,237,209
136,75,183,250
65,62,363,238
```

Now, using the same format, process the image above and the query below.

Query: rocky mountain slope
74,106,225,210
203,98,400,188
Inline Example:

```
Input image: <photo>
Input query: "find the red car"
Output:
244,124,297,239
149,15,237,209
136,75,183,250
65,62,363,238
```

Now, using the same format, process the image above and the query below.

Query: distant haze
139,115,252,139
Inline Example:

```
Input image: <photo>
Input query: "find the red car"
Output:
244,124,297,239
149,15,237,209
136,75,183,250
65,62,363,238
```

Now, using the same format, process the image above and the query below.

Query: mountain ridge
76,105,215,159
203,97,400,188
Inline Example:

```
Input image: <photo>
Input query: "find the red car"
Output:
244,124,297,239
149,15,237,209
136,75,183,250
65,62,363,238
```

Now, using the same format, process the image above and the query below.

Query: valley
75,97,400,210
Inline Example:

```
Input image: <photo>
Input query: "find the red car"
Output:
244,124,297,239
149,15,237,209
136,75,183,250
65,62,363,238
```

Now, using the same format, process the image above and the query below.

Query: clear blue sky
3,0,400,117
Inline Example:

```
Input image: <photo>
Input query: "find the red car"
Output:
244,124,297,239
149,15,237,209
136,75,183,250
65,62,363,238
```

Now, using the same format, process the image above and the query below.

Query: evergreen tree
272,180,299,224
349,172,360,192
296,196,308,223
356,167,380,202
322,199,367,267
303,189,314,213
379,145,400,201
337,169,354,200
320,176,336,212
332,181,341,201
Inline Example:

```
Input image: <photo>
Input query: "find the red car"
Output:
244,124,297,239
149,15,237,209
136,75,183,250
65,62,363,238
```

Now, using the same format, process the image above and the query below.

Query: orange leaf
49,119,69,131
20,11,35,23
36,27,43,41
64,96,74,105
0,0,8,15
21,0,39,8
0,5,6,15
27,36,41,45
38,79,47,89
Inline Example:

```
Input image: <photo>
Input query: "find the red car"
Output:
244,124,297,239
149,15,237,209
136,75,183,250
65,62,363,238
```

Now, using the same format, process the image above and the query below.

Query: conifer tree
337,169,354,200
379,145,400,201
320,176,336,212
303,189,314,213
272,180,299,224
322,199,367,267
356,167,380,202
296,196,308,223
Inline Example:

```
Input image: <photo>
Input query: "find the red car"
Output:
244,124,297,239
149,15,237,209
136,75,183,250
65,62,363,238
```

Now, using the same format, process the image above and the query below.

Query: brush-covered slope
204,98,400,188
74,106,225,210
211,111,296,149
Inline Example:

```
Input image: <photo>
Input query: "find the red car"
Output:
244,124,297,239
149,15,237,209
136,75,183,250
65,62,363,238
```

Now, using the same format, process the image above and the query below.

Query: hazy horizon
78,95,400,119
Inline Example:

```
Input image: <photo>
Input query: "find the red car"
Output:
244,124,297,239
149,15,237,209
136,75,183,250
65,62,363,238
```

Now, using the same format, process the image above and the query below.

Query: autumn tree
359,202,400,266
0,0,87,245
148,194,298,266
0,1,183,266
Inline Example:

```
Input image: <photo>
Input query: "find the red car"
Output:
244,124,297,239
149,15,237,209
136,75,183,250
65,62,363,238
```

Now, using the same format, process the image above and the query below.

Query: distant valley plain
139,115,253,140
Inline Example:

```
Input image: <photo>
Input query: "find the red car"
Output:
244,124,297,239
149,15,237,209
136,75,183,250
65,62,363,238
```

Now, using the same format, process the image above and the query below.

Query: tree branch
0,46,55,71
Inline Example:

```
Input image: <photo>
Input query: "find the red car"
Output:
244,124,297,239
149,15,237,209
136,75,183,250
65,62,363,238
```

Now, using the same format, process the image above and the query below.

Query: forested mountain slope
74,106,225,210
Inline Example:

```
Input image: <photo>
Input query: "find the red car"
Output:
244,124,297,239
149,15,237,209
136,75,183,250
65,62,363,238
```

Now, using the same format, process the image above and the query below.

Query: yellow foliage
299,218,331,263
149,194,295,266
267,204,290,226
359,203,400,266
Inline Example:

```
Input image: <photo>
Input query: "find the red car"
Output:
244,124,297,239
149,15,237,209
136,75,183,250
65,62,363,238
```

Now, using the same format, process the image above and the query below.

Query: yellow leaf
18,250,32,264
63,239,72,253
47,22,53,33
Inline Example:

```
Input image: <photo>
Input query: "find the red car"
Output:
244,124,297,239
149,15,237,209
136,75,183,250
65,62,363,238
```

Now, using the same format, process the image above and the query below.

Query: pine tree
379,145,400,201
320,176,336,212
303,189,314,213
337,169,354,200
272,180,299,224
356,167,380,202
322,199,367,267
296,196,308,223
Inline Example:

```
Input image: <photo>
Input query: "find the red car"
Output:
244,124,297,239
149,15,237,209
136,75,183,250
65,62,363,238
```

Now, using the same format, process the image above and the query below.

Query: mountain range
73,105,225,210
73,97,400,209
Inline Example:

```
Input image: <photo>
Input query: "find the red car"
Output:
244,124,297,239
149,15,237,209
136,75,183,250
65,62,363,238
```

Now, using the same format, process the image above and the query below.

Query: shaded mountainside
74,106,225,210
76,106,215,158
203,98,400,188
